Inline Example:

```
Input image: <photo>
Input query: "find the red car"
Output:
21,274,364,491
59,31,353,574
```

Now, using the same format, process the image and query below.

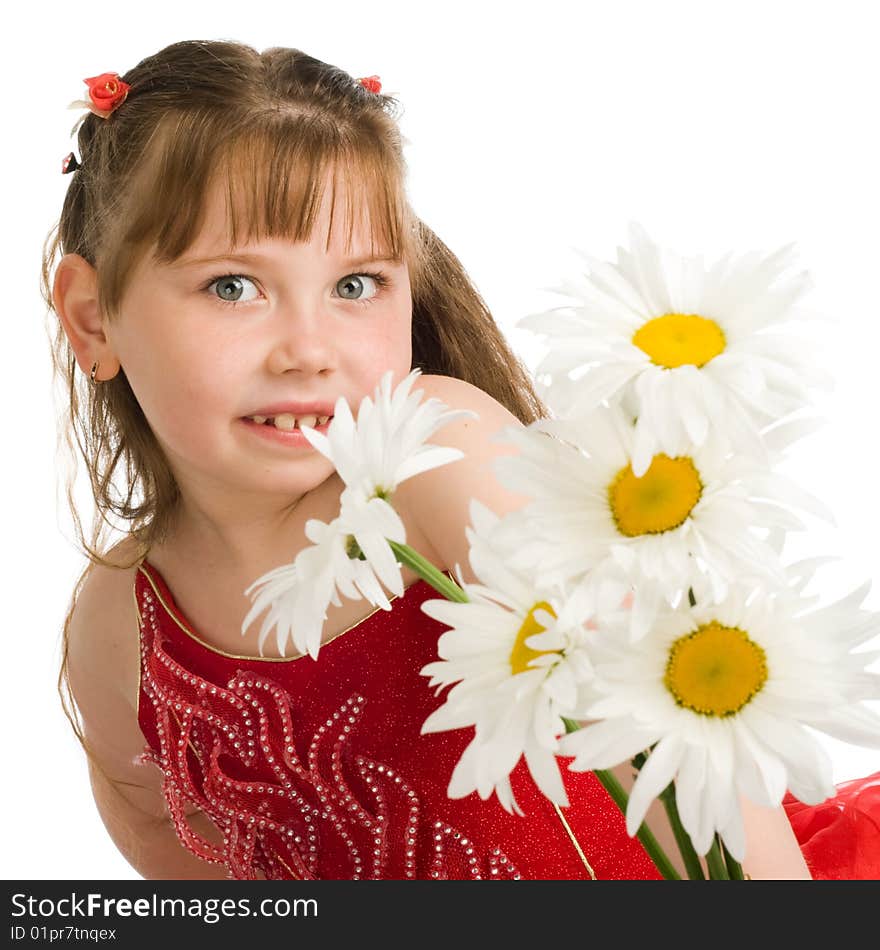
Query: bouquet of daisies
242,224,880,879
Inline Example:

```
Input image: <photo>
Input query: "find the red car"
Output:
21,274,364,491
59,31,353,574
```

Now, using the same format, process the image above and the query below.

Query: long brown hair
40,39,546,769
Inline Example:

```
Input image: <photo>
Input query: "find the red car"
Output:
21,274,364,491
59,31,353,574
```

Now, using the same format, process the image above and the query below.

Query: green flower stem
388,540,469,603
561,718,681,881
722,841,745,880
658,784,706,881
705,836,730,880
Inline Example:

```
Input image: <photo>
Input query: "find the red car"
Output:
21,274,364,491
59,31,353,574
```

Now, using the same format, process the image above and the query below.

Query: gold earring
89,361,101,384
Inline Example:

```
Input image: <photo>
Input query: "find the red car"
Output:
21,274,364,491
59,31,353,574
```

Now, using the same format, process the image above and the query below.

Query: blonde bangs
217,127,412,262
101,110,420,316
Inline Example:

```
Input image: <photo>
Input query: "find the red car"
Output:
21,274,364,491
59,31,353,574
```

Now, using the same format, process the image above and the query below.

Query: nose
266,297,337,376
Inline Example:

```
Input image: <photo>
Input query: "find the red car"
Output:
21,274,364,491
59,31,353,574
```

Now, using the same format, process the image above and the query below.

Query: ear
53,254,121,383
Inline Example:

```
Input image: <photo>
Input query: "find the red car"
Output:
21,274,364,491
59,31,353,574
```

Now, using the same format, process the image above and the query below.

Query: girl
44,38,829,880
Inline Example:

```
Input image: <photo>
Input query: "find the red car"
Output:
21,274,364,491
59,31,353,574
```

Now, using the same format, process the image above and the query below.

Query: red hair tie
61,151,80,175
357,75,382,94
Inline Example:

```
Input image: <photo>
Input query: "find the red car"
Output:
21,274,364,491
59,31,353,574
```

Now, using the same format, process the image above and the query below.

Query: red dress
135,560,661,880
783,773,880,880
135,559,880,880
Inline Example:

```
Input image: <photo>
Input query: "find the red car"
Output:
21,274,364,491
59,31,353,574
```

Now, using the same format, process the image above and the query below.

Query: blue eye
206,275,260,305
202,270,391,309
335,272,388,303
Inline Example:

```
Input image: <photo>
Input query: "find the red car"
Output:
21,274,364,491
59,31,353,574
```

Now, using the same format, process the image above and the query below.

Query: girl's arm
87,758,232,880
738,795,812,879
399,373,812,880
608,760,811,879
66,554,232,880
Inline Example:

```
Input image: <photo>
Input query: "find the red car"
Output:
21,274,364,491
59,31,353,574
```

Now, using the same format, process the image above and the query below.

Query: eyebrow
169,251,402,270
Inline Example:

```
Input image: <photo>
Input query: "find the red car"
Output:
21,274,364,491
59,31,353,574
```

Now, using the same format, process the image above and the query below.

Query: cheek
160,350,247,438
117,317,242,440
364,310,412,379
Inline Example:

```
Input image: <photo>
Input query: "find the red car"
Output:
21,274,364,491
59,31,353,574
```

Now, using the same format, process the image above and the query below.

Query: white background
2,0,878,880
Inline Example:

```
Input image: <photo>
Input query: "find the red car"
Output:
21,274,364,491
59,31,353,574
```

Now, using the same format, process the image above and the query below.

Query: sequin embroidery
137,585,522,879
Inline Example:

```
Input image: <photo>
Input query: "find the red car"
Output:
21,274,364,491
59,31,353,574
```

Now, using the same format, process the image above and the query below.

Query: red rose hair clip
357,75,382,94
67,72,131,135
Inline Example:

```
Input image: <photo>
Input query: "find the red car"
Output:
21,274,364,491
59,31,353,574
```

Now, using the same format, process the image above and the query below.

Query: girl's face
107,180,414,515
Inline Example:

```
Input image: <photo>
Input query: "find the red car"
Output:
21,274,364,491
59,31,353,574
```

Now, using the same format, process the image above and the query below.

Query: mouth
242,412,333,432
240,413,334,447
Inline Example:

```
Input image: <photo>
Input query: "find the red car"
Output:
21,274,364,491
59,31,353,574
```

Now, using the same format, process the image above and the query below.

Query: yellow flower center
664,622,768,717
608,454,703,536
509,601,559,676
632,313,726,368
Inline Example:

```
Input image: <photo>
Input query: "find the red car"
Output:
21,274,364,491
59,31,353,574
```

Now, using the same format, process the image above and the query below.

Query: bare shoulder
394,373,534,581
68,536,144,710
407,373,532,461
66,536,169,820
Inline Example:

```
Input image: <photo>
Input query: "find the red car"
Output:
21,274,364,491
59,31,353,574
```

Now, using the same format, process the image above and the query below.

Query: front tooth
273,413,297,432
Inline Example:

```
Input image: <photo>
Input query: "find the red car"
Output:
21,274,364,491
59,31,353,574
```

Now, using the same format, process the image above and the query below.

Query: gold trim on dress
274,851,301,880
552,803,597,880
168,704,205,767
134,556,146,723
135,560,401,663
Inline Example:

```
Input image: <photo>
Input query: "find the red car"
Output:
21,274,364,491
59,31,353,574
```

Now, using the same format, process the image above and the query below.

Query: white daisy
419,501,605,814
300,368,475,499
241,370,472,659
558,565,880,861
490,402,833,628
519,222,833,475
241,489,406,659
